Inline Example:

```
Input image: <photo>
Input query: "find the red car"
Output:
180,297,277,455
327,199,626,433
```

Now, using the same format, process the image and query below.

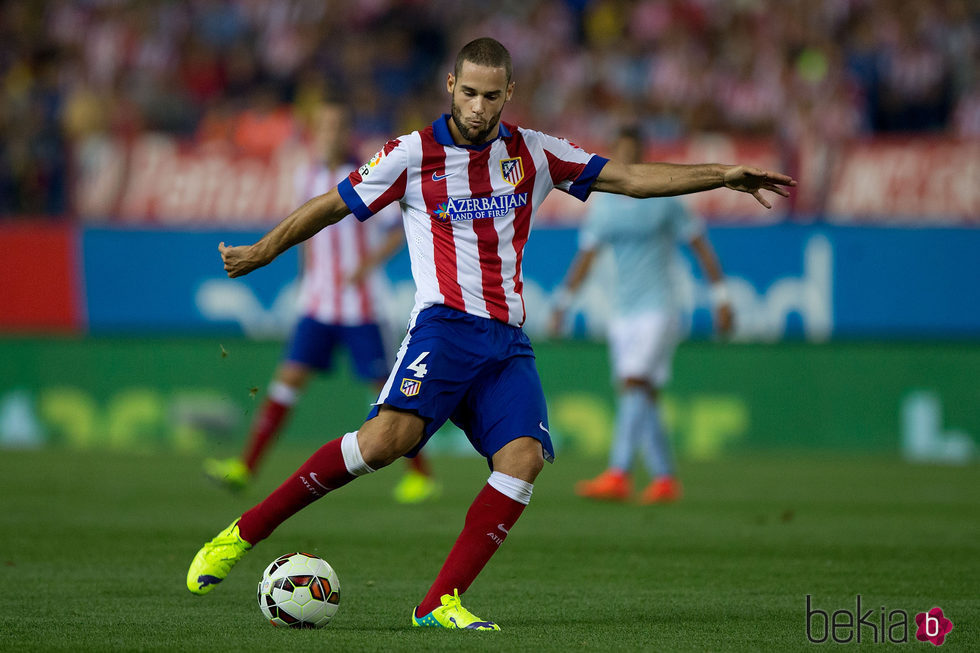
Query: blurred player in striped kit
188,38,794,629
204,102,439,504
551,126,733,503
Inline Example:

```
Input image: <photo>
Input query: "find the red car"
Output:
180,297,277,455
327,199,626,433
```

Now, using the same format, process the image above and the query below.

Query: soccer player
550,126,734,504
203,102,439,503
186,38,795,630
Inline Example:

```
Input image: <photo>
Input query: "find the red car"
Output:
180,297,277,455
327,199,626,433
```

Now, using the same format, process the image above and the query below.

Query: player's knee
277,362,313,389
356,408,424,469
520,452,545,481
492,436,545,483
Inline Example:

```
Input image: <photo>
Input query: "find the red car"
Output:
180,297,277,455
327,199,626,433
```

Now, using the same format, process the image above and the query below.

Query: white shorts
607,311,680,387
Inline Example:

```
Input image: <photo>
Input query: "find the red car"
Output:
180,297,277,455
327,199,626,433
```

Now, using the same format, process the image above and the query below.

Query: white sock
487,471,533,505
341,431,375,476
268,381,300,406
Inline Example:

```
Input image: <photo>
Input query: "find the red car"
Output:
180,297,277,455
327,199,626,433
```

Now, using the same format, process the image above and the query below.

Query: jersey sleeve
536,132,608,202
337,138,409,222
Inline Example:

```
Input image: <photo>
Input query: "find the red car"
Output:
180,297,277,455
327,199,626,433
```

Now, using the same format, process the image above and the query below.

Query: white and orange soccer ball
257,552,340,628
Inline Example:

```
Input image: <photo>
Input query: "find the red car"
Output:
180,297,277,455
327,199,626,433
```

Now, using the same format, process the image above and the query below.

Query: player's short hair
454,37,512,83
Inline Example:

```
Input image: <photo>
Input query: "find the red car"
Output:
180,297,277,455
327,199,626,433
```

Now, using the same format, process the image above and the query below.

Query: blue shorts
367,305,554,464
286,316,390,382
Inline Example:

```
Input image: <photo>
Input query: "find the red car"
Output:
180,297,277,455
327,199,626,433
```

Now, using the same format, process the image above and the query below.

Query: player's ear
447,73,455,94
505,81,514,102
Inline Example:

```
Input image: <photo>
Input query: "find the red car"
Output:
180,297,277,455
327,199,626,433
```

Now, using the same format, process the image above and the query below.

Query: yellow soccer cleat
412,590,500,630
393,470,442,504
186,518,252,595
203,457,251,492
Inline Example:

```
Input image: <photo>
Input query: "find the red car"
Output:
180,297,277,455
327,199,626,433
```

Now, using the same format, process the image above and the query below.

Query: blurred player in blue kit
204,102,440,504
551,126,734,503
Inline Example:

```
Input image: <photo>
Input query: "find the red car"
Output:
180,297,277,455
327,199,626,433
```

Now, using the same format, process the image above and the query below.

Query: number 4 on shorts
408,352,430,378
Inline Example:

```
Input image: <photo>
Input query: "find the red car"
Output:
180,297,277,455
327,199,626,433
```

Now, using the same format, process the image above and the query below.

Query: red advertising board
826,138,979,224
0,221,83,331
73,133,979,225
75,136,311,226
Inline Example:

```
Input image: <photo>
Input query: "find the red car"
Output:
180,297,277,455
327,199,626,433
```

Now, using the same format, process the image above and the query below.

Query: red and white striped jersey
296,162,400,326
337,115,608,327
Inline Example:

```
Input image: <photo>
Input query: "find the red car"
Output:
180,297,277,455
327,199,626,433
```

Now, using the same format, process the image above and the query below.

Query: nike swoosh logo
497,523,509,534
539,422,550,436
431,171,452,182
309,472,329,490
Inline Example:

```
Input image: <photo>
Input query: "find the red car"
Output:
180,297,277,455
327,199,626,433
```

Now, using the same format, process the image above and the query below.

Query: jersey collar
433,114,512,149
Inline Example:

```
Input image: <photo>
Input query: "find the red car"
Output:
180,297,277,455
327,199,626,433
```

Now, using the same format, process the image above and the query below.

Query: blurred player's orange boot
576,469,631,501
640,476,682,504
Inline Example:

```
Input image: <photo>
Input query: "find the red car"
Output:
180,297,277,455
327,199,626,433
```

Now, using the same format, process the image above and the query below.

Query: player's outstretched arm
219,188,351,278
592,160,796,209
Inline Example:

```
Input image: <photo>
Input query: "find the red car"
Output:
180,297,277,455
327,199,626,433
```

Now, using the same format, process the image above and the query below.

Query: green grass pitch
0,447,976,651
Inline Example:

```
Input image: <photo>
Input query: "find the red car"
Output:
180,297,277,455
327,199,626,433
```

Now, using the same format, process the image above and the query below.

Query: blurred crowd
1,0,977,216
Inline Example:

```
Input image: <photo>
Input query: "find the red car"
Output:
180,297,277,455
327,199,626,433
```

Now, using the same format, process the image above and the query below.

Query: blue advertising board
513,224,980,341
705,225,979,339
80,224,979,340
83,228,300,334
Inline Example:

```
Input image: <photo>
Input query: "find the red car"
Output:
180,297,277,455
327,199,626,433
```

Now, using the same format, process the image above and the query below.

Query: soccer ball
257,552,340,628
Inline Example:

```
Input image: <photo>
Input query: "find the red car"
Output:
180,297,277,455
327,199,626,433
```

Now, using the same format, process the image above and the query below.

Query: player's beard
451,99,501,145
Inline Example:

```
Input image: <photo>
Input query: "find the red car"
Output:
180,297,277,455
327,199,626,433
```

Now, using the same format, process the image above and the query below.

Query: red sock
242,398,291,472
408,452,431,477
416,484,526,615
237,437,354,544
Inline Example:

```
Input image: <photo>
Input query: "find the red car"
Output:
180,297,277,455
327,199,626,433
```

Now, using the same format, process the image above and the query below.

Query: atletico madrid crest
500,157,524,186
400,378,421,397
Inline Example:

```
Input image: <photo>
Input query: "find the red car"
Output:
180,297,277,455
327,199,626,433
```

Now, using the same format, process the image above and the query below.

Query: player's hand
218,242,267,278
722,166,797,209
714,302,734,336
